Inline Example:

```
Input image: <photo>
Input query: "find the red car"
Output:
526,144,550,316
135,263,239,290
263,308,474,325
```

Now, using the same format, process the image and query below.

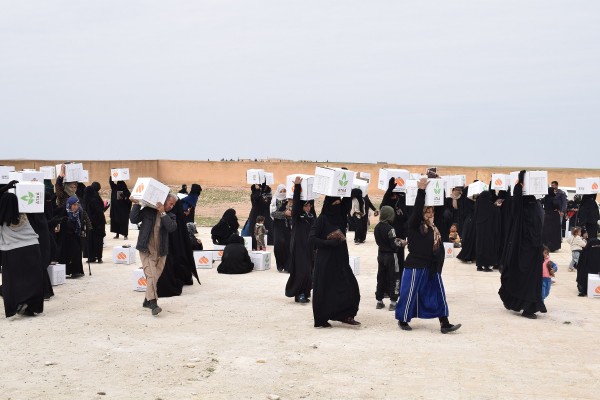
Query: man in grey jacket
130,194,177,315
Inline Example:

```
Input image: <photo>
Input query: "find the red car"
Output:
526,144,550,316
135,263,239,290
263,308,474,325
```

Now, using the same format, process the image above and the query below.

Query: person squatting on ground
395,177,461,334
374,206,406,311
130,194,177,316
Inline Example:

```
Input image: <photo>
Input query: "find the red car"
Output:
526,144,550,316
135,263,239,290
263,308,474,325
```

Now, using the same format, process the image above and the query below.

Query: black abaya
457,196,476,262
271,198,291,272
109,180,132,237
217,243,254,274
576,238,600,295
1,244,45,317
542,189,562,252
475,190,501,268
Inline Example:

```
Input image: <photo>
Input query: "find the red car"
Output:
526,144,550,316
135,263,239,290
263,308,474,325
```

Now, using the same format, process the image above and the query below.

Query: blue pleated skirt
395,267,449,322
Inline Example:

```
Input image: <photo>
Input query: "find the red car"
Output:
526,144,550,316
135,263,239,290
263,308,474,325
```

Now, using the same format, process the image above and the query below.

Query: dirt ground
1,226,599,400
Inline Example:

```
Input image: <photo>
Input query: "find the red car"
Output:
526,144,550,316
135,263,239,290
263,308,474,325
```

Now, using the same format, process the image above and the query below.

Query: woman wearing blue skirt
396,177,461,333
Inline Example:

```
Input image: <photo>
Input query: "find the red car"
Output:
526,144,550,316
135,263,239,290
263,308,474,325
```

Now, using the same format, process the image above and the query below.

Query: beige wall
2,159,599,191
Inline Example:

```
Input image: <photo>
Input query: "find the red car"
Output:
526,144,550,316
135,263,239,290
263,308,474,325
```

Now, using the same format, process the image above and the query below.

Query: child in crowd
254,215,267,251
565,226,587,271
449,223,461,248
542,246,557,301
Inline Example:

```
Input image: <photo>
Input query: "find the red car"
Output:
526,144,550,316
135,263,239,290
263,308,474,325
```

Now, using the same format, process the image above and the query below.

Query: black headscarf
321,196,345,231
211,208,240,244
351,188,365,214
0,192,20,225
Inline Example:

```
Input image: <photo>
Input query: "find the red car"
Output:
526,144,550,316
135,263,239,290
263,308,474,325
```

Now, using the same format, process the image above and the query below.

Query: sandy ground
1,227,599,400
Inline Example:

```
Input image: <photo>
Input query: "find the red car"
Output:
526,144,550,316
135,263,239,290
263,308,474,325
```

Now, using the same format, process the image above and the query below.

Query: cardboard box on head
286,174,316,200
247,169,265,185
10,171,45,182
313,167,354,197
359,172,371,182
425,179,444,206
111,168,130,182
378,169,410,192
80,170,89,183
353,177,369,196
467,181,489,199
576,178,600,194
0,166,16,184
39,166,56,180
264,172,274,185
131,177,170,209
55,163,84,183
491,174,509,191
15,181,45,213
405,180,419,206
509,171,548,195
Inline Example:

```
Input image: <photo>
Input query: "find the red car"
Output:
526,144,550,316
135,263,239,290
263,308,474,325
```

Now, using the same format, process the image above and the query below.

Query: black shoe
22,309,36,317
71,273,85,278
315,322,332,328
123,237,128,240
522,311,537,319
113,235,119,239
149,300,162,316
483,267,493,272
441,323,462,334
477,266,484,271
143,299,151,309
298,294,309,304
376,301,385,310
398,321,412,331
342,317,361,326
97,259,103,264
578,292,586,297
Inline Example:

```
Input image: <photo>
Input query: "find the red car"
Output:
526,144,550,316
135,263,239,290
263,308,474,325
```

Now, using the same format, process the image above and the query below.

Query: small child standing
449,223,461,248
565,226,587,271
254,215,267,251
542,246,556,301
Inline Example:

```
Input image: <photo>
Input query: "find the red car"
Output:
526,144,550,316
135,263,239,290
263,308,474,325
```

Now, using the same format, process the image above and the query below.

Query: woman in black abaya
181,183,202,224
349,188,366,244
83,182,108,263
0,191,44,317
499,171,547,319
211,209,240,245
56,196,88,278
217,235,254,274
157,200,200,297
578,194,599,240
245,183,274,249
109,179,132,239
542,187,562,252
285,177,316,303
576,238,600,296
309,195,360,328
456,193,477,263
270,184,292,272
475,189,501,271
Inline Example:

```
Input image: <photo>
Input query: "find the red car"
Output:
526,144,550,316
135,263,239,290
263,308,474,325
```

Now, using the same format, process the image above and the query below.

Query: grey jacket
130,204,177,257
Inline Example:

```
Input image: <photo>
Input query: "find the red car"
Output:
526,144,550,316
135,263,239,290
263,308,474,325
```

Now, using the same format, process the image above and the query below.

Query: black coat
576,238,600,295
109,180,132,236
475,190,501,267
217,243,254,274
542,190,562,252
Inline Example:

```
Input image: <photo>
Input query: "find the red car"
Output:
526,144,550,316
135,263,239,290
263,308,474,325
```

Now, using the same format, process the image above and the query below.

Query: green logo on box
434,182,441,195
20,192,35,205
339,173,349,187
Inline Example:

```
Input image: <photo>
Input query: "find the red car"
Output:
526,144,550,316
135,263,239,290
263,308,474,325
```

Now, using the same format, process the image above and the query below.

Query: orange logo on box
117,252,127,260
395,177,405,186
592,183,599,190
495,178,504,186
135,183,145,193
137,277,147,286
447,247,453,255
218,251,224,256
112,171,119,177
199,256,209,264
595,286,600,294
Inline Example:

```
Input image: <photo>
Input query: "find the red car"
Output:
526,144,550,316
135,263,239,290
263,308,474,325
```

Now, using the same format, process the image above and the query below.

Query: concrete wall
2,159,599,191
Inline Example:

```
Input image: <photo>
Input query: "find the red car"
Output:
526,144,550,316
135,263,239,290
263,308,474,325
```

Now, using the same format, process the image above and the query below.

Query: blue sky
1,1,599,168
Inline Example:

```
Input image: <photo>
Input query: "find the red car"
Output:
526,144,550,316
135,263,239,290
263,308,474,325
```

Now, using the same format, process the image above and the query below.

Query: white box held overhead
131,177,170,208
353,177,369,196
467,181,489,199
55,163,84,183
313,167,354,197
491,174,509,191
0,166,16,184
405,180,419,206
425,179,444,206
576,178,600,194
246,169,265,185
286,174,316,200
15,182,45,213
509,171,548,196
111,168,130,181
378,169,410,192
39,166,56,180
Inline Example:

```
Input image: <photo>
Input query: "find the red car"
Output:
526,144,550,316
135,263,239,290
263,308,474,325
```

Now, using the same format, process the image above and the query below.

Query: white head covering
270,184,287,215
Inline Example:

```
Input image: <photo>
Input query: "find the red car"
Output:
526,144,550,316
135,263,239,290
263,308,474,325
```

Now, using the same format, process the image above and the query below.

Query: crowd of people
2,166,599,331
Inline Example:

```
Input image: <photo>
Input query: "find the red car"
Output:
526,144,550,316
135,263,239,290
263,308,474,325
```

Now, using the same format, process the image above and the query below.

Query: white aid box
80,170,89,183
15,181,45,213
55,163,84,182
0,166,16,184
39,166,56,180
132,269,147,292
286,174,316,200
349,256,360,275
425,179,444,206
510,171,548,196
48,264,66,286
378,169,410,192
467,181,489,199
131,177,170,208
587,274,600,298
405,180,419,206
242,236,252,252
194,251,214,269
113,246,137,264
10,171,45,182
111,168,130,181
443,243,455,259
213,245,226,261
359,172,371,181
247,169,265,184
576,178,600,194
353,177,369,196
313,167,354,197
491,174,509,191
250,251,271,271
264,172,274,185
